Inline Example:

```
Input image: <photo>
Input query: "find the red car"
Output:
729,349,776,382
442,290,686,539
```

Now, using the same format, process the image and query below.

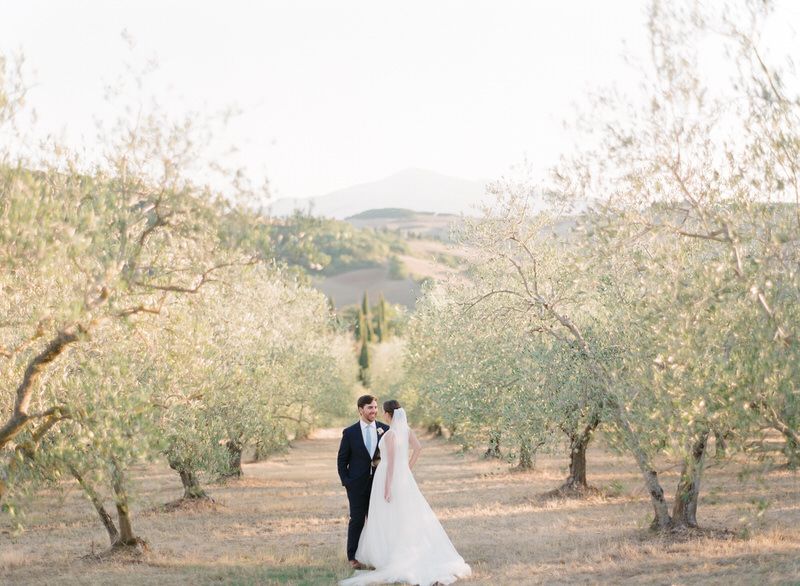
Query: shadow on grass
197,563,342,585
585,549,800,585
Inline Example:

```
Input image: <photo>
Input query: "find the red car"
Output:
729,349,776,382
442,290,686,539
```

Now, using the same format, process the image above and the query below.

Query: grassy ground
1,429,799,585
313,266,421,308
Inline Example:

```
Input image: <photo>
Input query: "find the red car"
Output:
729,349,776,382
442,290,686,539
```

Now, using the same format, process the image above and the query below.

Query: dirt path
2,430,799,584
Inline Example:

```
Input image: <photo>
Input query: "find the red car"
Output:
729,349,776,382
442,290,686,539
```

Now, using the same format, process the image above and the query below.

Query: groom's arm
337,429,351,487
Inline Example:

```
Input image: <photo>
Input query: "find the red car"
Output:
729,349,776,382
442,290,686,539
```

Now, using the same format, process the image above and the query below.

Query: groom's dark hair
357,394,377,409
383,399,401,416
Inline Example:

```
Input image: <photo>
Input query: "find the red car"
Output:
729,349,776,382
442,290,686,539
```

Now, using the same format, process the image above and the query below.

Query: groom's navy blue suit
337,420,390,562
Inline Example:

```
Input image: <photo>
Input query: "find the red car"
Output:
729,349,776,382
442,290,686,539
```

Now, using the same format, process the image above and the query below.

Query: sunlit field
2,431,798,585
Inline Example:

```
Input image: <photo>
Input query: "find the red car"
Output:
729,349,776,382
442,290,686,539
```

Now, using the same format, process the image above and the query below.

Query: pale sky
1,1,797,201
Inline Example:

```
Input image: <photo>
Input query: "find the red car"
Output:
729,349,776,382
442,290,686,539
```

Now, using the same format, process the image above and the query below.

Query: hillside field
314,211,477,308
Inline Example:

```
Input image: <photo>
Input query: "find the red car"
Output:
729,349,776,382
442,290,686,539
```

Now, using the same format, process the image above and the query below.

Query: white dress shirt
360,420,377,458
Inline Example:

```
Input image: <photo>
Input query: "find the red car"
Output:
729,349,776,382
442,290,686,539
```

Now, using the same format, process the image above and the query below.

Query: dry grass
1,431,799,585
313,267,421,308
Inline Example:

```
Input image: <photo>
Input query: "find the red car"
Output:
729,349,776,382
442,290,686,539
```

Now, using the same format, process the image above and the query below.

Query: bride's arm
408,429,422,470
383,432,395,502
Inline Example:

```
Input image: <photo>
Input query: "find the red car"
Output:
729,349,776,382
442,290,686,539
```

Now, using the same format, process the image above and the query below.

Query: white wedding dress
340,409,471,586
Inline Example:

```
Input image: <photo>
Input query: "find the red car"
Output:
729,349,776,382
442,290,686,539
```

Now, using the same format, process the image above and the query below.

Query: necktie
365,425,373,456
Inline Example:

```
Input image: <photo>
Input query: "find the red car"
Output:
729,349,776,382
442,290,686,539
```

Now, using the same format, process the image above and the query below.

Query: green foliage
407,273,602,465
375,293,389,342
388,255,409,280
361,292,373,342
205,564,340,585
369,338,406,398
358,340,371,387
267,212,409,276
346,294,405,344
153,266,354,480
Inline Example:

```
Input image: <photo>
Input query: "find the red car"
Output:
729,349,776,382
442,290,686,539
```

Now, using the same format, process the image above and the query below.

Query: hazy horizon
1,0,656,203
2,1,798,204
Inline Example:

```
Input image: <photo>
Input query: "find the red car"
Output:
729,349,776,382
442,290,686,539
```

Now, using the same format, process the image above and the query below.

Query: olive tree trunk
517,439,534,470
564,439,588,488
785,434,800,470
222,439,243,478
483,430,502,459
754,403,800,469
560,414,600,490
672,430,709,528
427,421,446,437
771,419,800,469
110,460,140,547
517,438,546,470
610,398,672,529
713,429,728,459
70,465,119,545
168,456,209,499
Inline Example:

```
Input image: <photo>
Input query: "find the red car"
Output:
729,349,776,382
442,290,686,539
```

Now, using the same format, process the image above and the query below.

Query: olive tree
0,54,259,527
407,274,603,479
545,0,800,526
153,266,353,494
4,318,165,548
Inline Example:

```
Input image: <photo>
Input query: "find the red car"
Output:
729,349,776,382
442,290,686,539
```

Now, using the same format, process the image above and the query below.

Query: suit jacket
337,420,390,488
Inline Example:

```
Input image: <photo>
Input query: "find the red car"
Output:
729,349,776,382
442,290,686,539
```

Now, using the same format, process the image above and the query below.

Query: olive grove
404,0,799,531
0,54,355,551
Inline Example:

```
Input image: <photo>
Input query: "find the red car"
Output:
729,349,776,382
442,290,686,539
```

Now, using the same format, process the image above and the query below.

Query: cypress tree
358,339,371,387
356,308,367,342
374,299,383,343
361,291,370,316
361,292,374,342
377,293,388,342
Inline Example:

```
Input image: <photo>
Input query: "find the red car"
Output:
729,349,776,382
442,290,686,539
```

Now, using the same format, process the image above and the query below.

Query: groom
337,394,390,569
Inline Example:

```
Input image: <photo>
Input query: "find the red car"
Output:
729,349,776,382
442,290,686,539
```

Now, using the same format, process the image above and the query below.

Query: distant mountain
268,168,488,219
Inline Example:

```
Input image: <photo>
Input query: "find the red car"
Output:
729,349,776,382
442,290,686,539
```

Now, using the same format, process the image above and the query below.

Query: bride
340,400,471,586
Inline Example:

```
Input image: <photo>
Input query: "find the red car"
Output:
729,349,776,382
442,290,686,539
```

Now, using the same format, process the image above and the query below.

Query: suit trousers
346,474,374,561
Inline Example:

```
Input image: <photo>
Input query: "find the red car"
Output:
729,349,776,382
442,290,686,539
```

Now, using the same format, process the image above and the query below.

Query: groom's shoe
349,560,367,570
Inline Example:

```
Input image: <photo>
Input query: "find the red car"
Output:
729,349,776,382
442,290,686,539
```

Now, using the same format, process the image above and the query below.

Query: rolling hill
309,208,474,308
268,168,489,219
272,206,579,309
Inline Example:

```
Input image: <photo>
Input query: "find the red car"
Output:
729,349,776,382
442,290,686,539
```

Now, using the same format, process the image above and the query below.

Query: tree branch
0,326,85,450
132,256,259,294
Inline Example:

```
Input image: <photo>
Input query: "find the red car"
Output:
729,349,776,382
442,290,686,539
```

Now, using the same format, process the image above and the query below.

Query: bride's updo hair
383,399,401,416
